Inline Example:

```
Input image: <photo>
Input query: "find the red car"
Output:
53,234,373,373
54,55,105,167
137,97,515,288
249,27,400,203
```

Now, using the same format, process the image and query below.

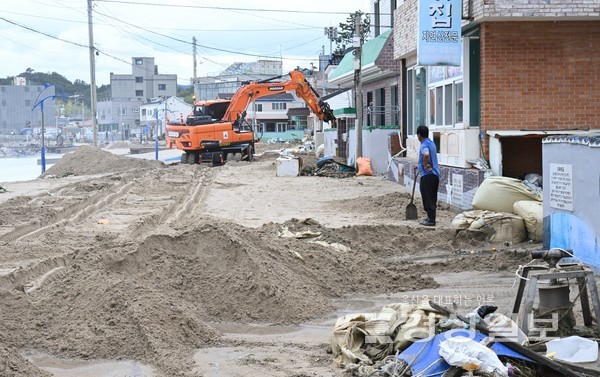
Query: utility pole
87,0,98,146
354,14,363,161
193,37,197,81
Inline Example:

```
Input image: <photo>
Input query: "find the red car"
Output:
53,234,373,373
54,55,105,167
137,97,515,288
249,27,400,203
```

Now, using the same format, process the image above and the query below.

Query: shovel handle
410,169,418,203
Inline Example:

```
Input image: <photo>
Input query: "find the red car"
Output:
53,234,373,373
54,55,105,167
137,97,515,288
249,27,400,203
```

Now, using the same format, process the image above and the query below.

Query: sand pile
104,141,131,150
330,192,457,223
43,146,166,177
0,217,438,375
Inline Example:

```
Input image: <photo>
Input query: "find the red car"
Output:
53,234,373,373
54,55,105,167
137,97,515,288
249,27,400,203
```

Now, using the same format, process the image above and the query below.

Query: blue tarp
397,330,532,375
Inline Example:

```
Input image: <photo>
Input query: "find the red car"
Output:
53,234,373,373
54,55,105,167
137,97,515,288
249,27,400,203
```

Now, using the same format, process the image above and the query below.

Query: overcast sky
0,0,370,86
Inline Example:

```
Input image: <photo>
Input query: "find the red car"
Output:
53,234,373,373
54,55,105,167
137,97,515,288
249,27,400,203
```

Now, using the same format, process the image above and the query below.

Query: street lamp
32,84,67,174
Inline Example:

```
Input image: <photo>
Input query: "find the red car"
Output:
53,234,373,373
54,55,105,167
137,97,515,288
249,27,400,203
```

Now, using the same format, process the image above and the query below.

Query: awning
486,130,589,138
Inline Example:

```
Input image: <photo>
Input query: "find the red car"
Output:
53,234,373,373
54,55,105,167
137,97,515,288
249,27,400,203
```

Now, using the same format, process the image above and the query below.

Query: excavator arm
223,70,336,125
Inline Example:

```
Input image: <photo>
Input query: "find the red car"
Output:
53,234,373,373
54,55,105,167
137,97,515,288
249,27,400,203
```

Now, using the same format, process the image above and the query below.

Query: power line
0,16,89,49
94,0,390,16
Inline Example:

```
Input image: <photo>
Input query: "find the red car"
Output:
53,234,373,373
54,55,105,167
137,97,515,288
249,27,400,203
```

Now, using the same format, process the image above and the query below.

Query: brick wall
480,21,600,157
473,0,600,20
393,0,418,59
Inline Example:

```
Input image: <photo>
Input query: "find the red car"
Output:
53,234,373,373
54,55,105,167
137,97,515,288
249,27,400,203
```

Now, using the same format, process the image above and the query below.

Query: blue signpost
31,84,67,174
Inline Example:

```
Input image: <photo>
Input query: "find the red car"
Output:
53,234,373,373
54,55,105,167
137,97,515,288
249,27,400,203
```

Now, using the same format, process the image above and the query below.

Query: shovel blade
406,203,418,220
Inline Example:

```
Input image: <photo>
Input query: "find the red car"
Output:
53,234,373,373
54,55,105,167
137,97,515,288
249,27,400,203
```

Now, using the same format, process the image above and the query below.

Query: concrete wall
323,129,337,157
347,126,400,175
542,135,600,271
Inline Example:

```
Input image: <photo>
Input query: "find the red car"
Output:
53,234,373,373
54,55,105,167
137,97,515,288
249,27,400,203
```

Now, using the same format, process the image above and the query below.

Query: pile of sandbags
513,200,543,242
472,176,542,213
452,176,543,243
452,210,527,244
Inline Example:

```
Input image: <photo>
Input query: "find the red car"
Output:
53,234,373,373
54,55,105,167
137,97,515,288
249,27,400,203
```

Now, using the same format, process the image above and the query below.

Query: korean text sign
417,0,462,66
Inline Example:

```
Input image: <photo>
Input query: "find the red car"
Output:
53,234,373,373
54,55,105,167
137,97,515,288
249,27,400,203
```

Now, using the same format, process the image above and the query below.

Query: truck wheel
243,144,254,161
181,152,189,164
190,151,199,164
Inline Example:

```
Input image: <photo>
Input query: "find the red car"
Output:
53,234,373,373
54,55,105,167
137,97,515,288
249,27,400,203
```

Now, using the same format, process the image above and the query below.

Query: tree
332,11,371,57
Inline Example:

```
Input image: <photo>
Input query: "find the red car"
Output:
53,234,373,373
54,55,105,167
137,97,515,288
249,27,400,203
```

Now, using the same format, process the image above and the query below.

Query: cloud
1,0,369,85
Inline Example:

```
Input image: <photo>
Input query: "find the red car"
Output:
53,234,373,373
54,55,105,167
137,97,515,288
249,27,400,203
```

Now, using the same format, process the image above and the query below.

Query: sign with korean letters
549,163,573,211
417,0,462,66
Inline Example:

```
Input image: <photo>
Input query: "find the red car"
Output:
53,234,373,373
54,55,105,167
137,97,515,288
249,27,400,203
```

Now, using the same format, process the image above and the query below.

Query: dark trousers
419,174,439,222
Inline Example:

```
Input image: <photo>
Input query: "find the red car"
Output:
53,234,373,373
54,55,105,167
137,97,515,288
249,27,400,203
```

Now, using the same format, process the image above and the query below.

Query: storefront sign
549,163,573,211
417,0,462,66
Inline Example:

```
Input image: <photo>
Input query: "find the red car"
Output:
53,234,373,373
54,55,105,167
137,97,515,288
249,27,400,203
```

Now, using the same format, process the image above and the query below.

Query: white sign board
451,173,463,207
549,163,573,211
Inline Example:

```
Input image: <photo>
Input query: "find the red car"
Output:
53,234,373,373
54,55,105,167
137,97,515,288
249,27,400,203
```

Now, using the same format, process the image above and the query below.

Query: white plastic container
276,157,300,177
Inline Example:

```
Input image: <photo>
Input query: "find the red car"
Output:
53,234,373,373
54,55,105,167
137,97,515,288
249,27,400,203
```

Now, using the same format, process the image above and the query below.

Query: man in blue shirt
417,125,440,226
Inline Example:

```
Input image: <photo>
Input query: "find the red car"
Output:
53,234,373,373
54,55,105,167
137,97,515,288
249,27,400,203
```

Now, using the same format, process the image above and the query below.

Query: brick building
391,0,599,208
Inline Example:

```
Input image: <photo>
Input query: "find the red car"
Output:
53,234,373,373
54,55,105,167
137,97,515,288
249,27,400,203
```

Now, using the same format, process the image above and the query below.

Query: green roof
329,29,392,81
333,107,356,115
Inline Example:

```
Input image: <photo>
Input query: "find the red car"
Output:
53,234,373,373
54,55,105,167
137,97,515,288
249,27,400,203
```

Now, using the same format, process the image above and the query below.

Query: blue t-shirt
418,138,440,177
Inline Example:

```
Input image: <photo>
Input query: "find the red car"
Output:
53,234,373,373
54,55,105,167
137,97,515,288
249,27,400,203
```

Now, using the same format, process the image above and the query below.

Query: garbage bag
439,336,508,376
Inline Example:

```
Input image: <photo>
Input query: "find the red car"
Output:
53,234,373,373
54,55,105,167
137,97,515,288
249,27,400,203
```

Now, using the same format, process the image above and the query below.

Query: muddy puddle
22,350,155,377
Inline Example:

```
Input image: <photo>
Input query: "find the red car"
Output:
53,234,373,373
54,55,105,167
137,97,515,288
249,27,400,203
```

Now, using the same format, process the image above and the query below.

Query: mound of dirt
0,218,436,376
104,141,131,150
43,146,166,177
330,192,458,224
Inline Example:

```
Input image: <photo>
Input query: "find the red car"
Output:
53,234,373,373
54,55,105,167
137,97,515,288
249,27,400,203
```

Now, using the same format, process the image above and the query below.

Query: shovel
406,167,418,220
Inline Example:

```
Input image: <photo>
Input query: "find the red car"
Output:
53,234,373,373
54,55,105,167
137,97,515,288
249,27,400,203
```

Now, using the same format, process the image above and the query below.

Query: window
409,65,464,131
1,99,6,106
288,115,307,130
406,67,427,135
277,122,287,132
391,0,397,28
254,103,262,112
455,82,464,123
135,58,143,65
141,109,146,117
391,85,399,125
266,122,276,132
135,90,144,97
272,103,287,110
158,84,166,91
135,76,143,83
427,66,463,127
25,100,31,107
118,107,127,116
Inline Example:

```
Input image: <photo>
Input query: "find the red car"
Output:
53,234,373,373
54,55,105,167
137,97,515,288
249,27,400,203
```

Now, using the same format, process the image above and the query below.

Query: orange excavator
165,70,336,164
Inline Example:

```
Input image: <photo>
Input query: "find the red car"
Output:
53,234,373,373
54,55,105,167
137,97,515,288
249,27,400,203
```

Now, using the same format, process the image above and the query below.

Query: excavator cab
186,101,230,126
